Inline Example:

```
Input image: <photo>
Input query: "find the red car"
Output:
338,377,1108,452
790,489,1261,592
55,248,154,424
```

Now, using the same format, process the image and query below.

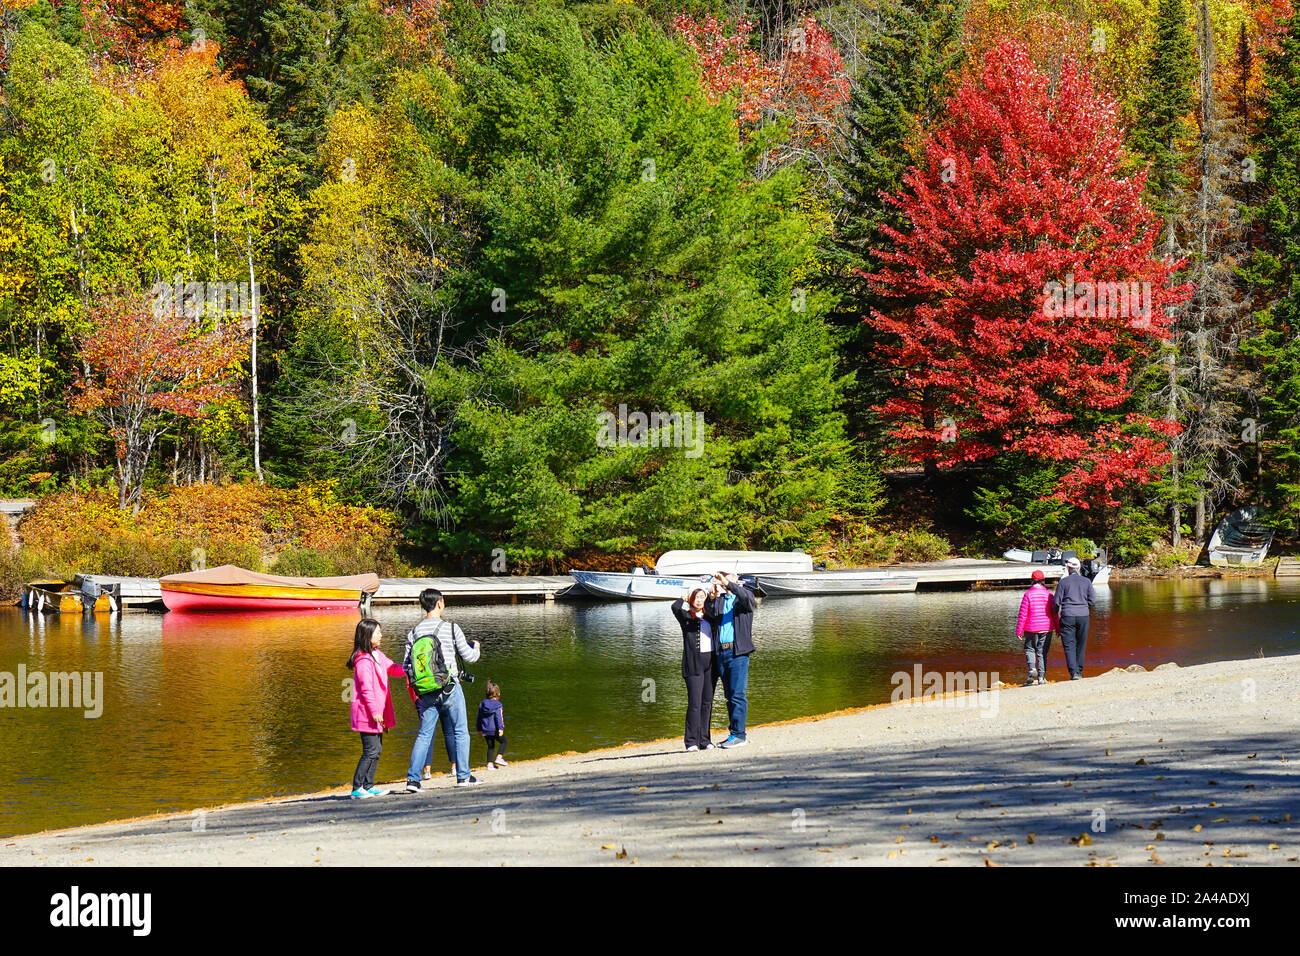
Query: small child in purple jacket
477,681,507,768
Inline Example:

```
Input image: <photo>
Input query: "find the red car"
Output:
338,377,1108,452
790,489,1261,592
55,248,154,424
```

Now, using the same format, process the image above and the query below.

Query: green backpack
405,621,454,697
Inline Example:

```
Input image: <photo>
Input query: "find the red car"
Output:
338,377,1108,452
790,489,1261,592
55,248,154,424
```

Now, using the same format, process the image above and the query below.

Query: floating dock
16,559,1070,613
902,558,1067,587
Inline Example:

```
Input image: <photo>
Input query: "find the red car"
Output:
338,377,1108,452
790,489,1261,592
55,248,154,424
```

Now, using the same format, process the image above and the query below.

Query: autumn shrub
270,543,390,578
858,532,901,566
1145,541,1201,570
894,528,950,562
13,482,404,580
0,542,47,599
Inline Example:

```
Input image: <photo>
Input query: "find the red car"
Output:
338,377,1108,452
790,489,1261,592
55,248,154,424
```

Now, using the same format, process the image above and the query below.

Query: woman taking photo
670,586,719,752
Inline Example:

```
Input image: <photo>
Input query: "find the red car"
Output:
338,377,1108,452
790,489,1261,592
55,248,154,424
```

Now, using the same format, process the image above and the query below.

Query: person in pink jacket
347,618,398,798
1016,570,1059,686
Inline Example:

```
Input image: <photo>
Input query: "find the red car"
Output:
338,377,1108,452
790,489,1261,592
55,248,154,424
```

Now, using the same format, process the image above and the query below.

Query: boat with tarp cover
1208,506,1275,568
159,565,380,612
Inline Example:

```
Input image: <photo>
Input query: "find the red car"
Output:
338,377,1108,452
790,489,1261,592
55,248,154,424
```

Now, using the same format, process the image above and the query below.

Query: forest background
1,0,1298,587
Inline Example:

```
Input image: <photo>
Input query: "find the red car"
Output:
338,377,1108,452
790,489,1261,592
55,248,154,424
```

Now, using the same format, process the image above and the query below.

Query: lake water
2,577,1298,836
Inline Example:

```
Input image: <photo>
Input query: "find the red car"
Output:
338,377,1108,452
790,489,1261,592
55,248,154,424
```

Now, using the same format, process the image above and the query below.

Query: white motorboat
1003,547,1111,585
754,570,919,596
653,550,813,575
568,568,717,601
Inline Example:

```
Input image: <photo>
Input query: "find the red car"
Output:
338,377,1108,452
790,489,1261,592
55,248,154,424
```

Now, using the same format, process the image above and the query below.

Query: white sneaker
685,745,699,752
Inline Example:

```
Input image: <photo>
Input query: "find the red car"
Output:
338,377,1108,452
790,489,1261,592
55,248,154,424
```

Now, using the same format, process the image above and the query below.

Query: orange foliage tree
671,11,849,175
70,293,247,511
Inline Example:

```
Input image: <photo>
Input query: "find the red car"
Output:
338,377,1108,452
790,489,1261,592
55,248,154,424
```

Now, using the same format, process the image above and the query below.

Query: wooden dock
19,573,580,611
905,558,1067,588
1275,557,1300,578
20,559,1072,613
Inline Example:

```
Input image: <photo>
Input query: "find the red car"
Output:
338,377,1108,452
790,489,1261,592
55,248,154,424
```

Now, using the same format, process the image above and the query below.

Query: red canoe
159,565,380,612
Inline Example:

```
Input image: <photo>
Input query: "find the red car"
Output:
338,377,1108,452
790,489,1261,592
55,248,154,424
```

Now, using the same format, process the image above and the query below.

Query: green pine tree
190,0,390,174
825,0,965,436
1131,0,1198,240
1242,9,1300,531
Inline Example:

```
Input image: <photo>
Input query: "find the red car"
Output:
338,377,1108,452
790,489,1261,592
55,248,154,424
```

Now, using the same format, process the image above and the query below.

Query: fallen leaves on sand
1027,833,1036,844
1070,833,1094,846
983,857,1000,867
1135,758,1147,765
1193,824,1203,832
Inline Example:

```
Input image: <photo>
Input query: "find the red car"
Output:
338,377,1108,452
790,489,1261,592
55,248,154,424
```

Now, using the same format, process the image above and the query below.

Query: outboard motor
1080,549,1108,581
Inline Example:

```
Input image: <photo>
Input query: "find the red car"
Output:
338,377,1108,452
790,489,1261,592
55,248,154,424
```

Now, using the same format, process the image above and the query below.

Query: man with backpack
403,588,482,789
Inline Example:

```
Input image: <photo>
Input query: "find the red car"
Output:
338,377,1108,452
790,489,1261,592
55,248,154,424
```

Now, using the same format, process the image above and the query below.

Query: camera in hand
461,673,476,684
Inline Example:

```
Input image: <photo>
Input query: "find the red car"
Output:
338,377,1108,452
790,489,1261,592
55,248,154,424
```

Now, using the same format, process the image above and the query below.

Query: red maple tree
71,292,247,511
863,41,1190,508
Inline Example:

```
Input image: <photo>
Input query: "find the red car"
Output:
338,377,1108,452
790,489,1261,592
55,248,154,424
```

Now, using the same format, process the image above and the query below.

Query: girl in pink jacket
346,618,398,798
1016,570,1059,686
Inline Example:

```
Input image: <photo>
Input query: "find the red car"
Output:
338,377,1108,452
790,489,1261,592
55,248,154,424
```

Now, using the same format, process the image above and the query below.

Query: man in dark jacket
708,572,756,747
1053,558,1096,679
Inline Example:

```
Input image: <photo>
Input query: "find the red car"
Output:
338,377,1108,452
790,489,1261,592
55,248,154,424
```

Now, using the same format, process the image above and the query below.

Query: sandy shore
3,654,1298,866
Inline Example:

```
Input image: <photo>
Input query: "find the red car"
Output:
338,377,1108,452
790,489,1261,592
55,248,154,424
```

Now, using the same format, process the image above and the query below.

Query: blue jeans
407,683,471,783
715,644,749,739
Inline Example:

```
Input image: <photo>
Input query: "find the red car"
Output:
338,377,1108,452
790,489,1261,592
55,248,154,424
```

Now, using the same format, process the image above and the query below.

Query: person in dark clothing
477,680,507,768
706,572,756,748
670,587,718,751
1053,558,1096,679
